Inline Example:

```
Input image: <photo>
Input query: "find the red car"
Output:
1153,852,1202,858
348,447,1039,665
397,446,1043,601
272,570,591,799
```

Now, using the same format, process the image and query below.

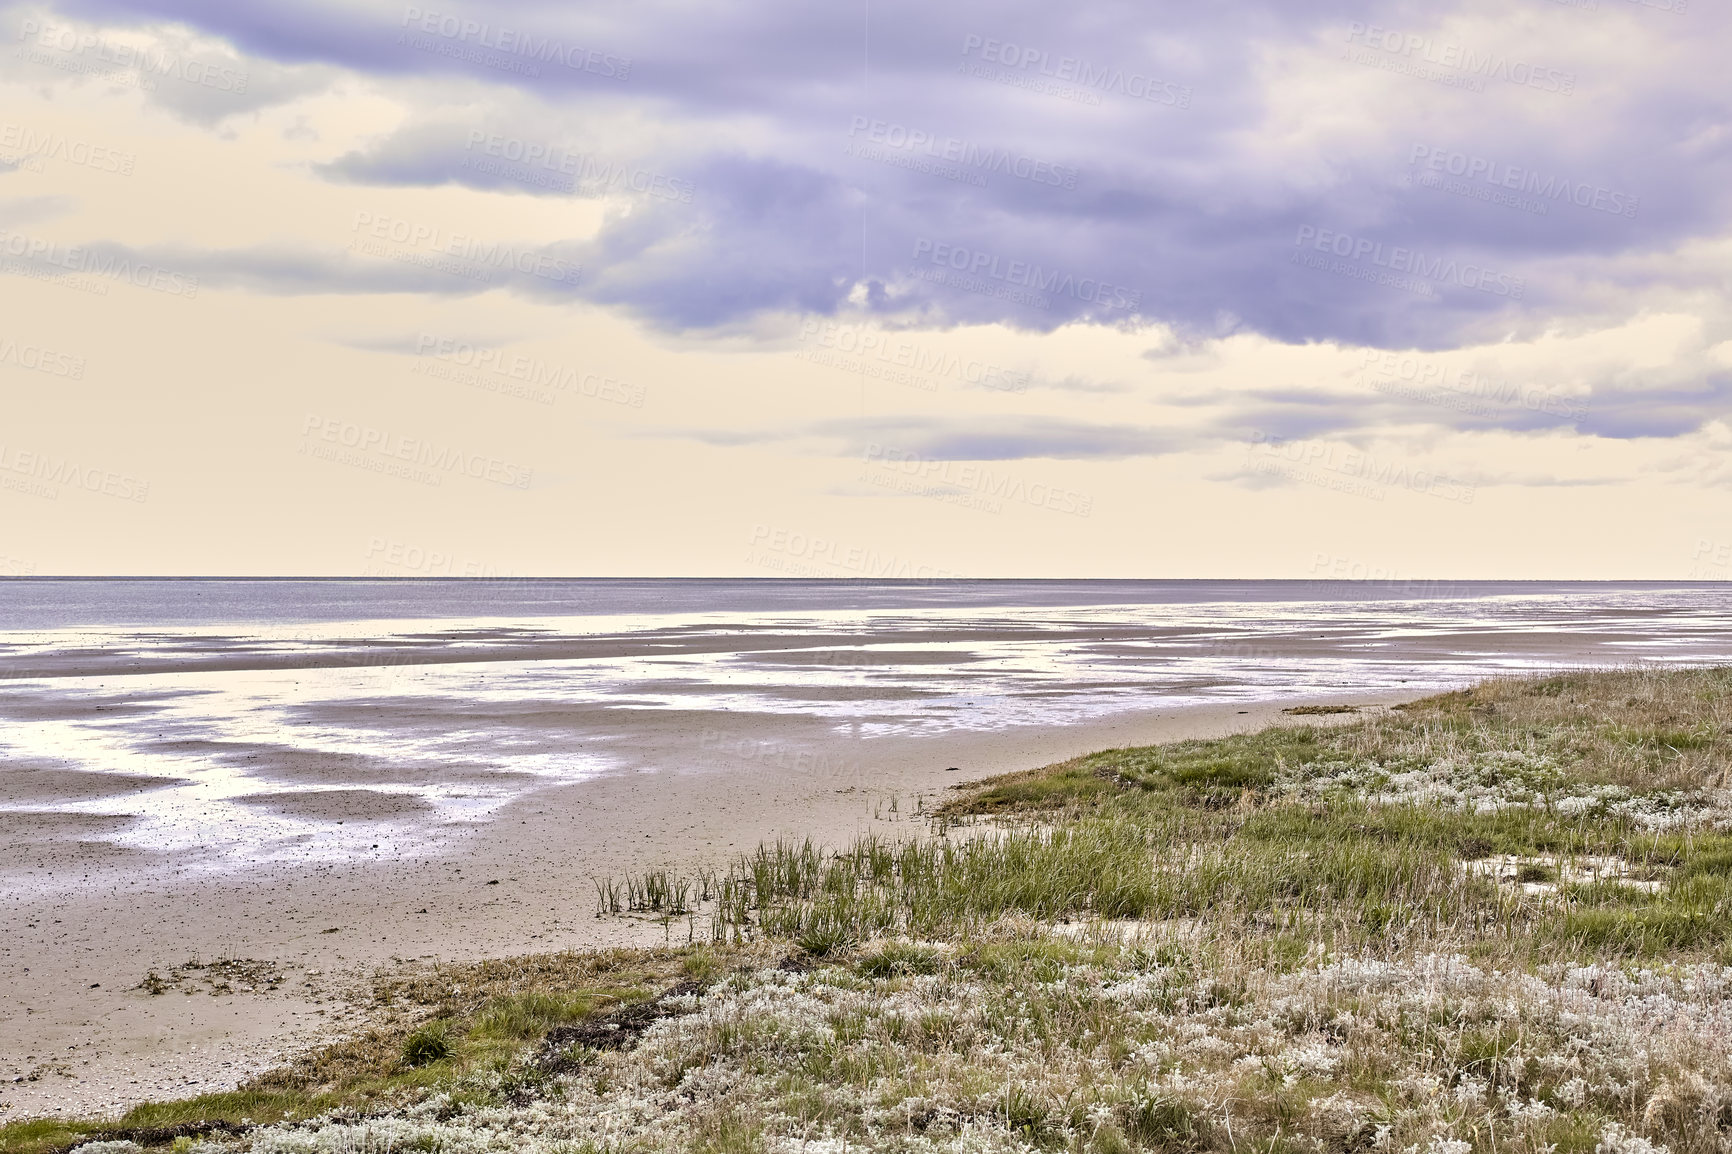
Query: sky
1,0,1729,579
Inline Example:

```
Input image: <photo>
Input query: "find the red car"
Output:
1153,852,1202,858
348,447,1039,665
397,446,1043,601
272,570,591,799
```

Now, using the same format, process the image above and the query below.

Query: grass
399,1021,452,1067
0,946,774,1154
12,667,1732,1154
658,669,1732,962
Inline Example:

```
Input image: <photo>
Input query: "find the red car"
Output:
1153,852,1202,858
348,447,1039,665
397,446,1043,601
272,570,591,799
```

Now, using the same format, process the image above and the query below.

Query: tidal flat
9,665,1732,1154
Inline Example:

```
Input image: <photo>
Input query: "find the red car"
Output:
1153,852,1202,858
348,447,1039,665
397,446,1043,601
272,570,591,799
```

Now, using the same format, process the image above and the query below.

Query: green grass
472,991,598,1040
14,667,1732,1154
934,757,1120,813
0,949,760,1154
854,942,944,978
1104,726,1331,797
941,727,1336,815
630,668,1732,964
400,1020,453,1066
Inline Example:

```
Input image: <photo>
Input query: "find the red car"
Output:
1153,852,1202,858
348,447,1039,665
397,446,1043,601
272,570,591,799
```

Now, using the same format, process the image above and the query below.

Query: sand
0,691,1405,1120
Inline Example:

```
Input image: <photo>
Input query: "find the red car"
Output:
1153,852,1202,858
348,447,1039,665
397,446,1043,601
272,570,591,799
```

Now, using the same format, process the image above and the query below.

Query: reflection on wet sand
3,587,1731,888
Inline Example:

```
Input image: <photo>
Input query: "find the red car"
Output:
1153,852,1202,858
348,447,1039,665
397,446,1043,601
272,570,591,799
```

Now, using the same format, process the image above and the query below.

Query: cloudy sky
1,0,1728,578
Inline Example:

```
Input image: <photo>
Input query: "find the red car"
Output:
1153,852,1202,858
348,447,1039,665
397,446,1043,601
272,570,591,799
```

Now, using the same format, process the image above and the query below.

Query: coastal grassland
715,667,1732,960
0,947,775,1154
11,667,1732,1154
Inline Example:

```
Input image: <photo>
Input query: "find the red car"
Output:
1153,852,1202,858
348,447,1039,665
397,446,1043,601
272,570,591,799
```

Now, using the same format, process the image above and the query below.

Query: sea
3,578,1729,875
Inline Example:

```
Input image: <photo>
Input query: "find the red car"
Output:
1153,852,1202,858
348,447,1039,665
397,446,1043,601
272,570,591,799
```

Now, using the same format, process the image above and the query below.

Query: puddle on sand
1465,854,1668,895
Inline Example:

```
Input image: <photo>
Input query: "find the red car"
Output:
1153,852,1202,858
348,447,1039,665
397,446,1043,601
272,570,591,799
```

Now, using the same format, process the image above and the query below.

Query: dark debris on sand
49,1119,251,1153
534,979,707,1073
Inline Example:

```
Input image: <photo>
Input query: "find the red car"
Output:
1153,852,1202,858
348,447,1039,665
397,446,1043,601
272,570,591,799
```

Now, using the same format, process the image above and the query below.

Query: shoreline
0,689,1408,1121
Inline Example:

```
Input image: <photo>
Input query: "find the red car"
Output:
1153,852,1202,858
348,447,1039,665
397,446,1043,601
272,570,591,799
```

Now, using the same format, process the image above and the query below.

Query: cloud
2,8,338,124
822,416,1181,460
326,331,525,355
0,194,81,224
1576,374,1732,440
0,233,587,300
35,0,1732,356
1459,471,1626,488
647,414,1187,461
319,120,521,191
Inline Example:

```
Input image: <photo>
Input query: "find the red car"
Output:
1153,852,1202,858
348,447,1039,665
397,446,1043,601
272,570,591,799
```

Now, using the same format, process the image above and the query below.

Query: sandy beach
7,579,1732,1121
1,692,1399,1120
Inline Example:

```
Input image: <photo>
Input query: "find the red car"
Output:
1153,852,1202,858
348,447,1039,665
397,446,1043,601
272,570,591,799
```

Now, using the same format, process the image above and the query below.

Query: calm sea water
2,576,1723,627
2,579,1729,879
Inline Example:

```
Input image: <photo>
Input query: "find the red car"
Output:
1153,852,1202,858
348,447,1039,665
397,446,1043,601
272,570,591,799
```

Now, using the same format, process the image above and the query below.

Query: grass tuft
400,1020,453,1067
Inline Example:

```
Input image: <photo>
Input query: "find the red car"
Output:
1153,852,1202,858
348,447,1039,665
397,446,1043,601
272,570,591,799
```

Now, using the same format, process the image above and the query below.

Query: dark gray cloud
1211,377,1732,449
1211,384,1591,444
40,0,1732,358
1575,375,1732,440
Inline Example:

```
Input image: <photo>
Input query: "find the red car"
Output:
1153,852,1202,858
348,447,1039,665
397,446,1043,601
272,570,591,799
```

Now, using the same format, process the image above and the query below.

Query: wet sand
0,692,1400,1119
8,581,1732,1120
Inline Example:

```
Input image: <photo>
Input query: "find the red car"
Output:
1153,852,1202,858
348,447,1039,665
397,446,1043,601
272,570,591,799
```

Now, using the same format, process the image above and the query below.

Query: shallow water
2,579,1729,877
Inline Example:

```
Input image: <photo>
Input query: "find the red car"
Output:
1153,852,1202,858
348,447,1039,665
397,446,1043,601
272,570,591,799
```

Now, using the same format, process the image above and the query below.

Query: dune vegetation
10,667,1732,1154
